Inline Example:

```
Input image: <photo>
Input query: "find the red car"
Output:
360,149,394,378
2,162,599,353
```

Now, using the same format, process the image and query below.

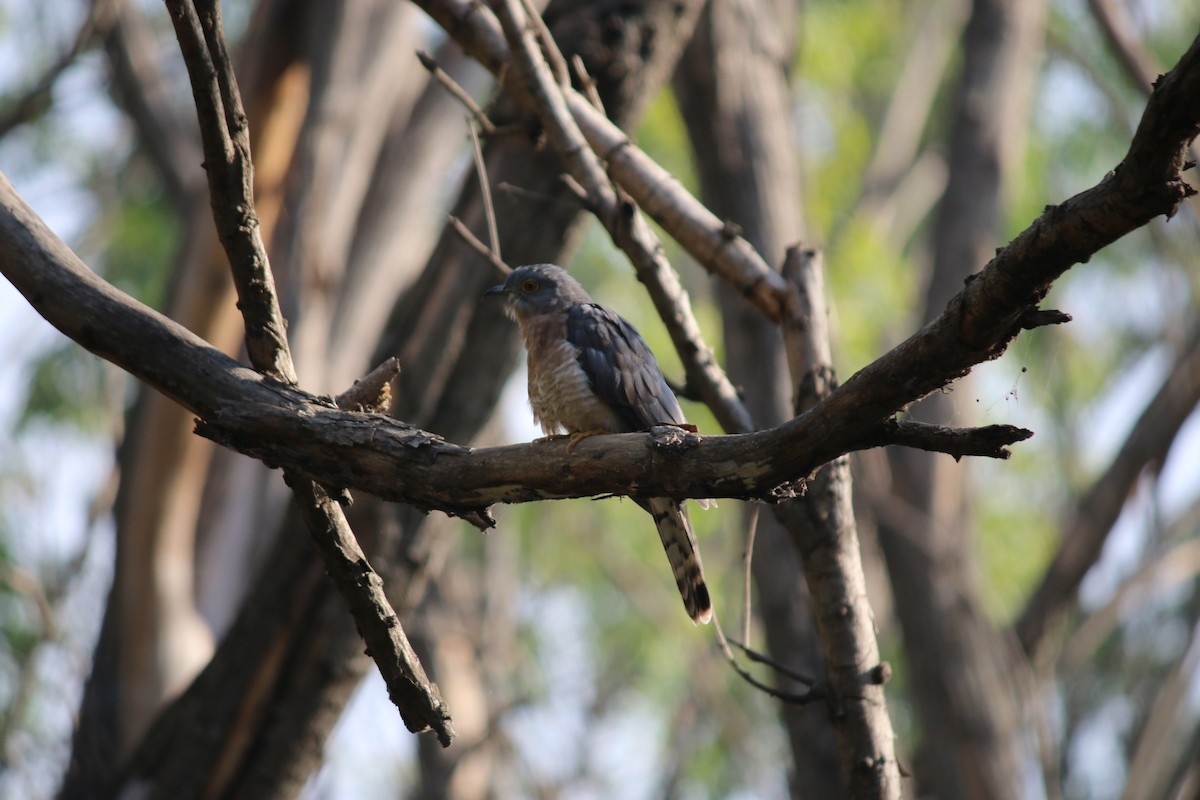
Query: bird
485,263,713,624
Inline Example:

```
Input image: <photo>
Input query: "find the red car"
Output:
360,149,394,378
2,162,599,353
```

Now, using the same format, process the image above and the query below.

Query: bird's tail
640,497,713,624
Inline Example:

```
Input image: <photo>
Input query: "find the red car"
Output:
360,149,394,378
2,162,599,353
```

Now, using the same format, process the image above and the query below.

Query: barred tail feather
642,497,713,624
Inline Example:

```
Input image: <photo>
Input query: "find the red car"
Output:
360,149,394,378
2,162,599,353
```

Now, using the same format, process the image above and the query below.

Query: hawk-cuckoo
485,264,712,624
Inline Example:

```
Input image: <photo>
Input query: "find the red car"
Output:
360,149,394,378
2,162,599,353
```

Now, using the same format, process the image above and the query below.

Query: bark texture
673,2,848,795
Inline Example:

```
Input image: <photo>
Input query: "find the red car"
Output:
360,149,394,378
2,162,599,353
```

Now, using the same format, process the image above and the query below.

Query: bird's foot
532,433,569,444
565,429,607,453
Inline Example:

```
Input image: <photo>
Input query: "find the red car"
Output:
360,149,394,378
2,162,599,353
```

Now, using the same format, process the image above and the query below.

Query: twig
469,119,502,261
497,180,584,208
413,0,795,321
570,54,606,115
449,214,511,274
335,358,401,413
858,419,1035,461
726,636,818,688
417,49,496,134
711,614,824,705
164,0,453,746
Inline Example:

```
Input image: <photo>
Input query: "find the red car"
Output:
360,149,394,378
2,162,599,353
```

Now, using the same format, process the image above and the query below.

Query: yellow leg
565,429,607,453
532,433,569,444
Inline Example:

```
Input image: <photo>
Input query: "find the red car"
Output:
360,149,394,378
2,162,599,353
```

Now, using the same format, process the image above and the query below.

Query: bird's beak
483,283,509,299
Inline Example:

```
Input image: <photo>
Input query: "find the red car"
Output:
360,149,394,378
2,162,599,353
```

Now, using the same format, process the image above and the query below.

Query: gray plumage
485,264,713,624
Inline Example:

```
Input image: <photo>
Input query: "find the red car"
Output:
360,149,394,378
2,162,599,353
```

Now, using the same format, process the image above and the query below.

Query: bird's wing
565,303,685,431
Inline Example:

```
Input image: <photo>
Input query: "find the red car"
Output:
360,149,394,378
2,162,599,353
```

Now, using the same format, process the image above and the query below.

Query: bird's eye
521,278,540,293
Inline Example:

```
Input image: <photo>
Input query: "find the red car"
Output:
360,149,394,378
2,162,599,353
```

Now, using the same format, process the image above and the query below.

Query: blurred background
1,0,1199,798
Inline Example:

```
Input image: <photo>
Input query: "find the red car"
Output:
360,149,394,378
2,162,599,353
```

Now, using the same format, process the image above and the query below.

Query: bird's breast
520,315,626,435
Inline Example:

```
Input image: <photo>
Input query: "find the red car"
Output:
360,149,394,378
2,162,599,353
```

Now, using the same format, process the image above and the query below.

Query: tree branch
412,0,793,321
3,9,1200,508
778,247,903,798
166,0,295,384
162,0,452,745
859,419,1034,461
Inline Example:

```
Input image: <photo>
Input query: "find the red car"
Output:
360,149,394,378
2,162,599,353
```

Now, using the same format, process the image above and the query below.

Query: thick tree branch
778,247,903,799
3,14,1200,512
2,25,1198,624
162,0,452,745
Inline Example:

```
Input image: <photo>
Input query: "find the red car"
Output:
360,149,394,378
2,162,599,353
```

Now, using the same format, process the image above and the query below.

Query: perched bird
485,264,712,624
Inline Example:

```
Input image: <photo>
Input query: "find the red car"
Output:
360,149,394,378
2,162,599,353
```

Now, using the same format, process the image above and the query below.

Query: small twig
742,504,759,645
497,180,584,209
469,119,502,262
335,357,401,413
712,614,824,705
726,636,819,688
570,54,606,116
1017,307,1072,330
861,419,1035,461
449,214,511,274
417,49,495,134
558,173,591,205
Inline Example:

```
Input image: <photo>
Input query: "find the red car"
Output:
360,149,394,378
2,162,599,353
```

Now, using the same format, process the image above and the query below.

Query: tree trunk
874,0,1046,797
676,2,869,795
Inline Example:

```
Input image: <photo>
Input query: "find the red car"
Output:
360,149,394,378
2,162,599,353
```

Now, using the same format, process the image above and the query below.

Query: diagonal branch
166,0,295,384
412,0,793,321
101,0,203,209
0,0,115,138
162,0,452,746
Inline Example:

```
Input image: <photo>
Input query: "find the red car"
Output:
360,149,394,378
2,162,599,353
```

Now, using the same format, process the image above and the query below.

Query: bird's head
483,264,593,317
